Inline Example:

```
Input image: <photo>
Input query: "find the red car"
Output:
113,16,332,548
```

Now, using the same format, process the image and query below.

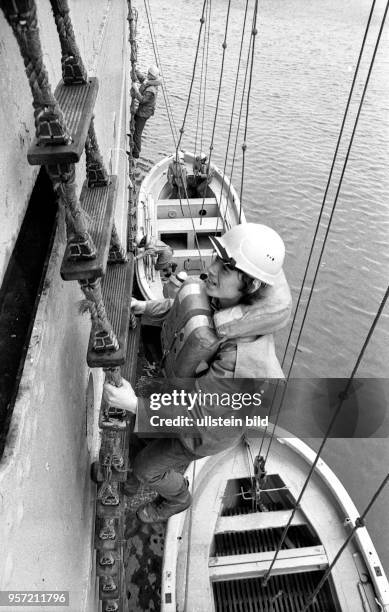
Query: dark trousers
132,436,197,502
133,114,147,157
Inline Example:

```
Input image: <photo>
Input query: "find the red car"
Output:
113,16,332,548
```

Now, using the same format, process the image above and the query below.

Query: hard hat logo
210,223,285,285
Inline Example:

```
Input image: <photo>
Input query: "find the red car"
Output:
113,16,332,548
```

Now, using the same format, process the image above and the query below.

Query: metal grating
214,525,319,557
221,476,296,516
213,571,337,612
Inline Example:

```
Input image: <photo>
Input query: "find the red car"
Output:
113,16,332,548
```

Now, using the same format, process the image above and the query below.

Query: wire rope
239,0,259,220
301,472,389,612
176,0,208,152
143,0,178,147
262,282,389,584
262,0,387,465
280,0,378,372
215,0,250,233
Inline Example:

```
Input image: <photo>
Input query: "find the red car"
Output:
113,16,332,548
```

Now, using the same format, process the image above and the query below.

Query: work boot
137,478,191,523
137,492,192,523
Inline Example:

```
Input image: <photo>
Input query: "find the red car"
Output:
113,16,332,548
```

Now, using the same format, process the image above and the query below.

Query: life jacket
136,79,161,118
161,278,220,377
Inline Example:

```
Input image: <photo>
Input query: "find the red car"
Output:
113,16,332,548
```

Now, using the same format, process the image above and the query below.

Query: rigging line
284,0,388,381
262,0,387,465
144,0,178,143
215,0,250,234
201,0,212,155
256,383,280,460
301,472,389,612
281,0,378,371
223,23,253,227
143,0,178,147
239,0,259,220
176,0,208,152
262,282,389,584
145,0,179,144
194,0,208,158
242,434,256,510
199,0,233,221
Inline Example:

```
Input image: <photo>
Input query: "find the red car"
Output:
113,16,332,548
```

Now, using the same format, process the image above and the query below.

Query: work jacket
138,272,292,456
134,69,161,118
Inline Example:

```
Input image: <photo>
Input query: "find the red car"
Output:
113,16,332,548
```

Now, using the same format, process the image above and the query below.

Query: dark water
131,0,389,588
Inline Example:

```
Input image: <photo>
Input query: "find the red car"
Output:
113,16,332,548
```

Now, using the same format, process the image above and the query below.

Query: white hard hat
209,223,285,285
176,270,188,282
147,64,159,78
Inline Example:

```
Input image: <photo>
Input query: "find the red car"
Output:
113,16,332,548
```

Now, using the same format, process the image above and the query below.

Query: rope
261,283,389,584
201,0,212,155
199,0,232,220
194,0,208,158
216,0,250,233
239,0,259,219
1,1,70,144
262,0,387,467
281,0,378,372
176,0,208,152
143,0,178,147
223,28,253,228
301,472,389,612
49,0,88,84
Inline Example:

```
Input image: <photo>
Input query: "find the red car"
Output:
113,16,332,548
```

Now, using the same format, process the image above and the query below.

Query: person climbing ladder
132,64,162,158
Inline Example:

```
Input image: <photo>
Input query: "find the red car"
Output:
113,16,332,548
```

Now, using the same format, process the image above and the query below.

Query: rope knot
222,41,227,49
242,142,247,152
252,28,258,36
200,16,205,24
355,517,365,528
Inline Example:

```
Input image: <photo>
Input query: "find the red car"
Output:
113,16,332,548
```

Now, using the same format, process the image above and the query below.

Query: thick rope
1,0,70,144
49,0,87,84
79,277,120,352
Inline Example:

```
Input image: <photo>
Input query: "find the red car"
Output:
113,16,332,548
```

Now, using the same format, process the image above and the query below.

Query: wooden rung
215,509,307,534
208,546,327,581
87,256,134,368
121,322,141,387
60,176,117,281
28,78,99,165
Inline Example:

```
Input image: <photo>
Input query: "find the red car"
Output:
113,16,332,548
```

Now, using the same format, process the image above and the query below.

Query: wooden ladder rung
60,175,117,281
87,256,134,368
121,323,141,387
27,78,99,165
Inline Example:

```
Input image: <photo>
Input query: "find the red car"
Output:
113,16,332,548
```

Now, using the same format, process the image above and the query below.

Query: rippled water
135,0,389,378
128,0,389,580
